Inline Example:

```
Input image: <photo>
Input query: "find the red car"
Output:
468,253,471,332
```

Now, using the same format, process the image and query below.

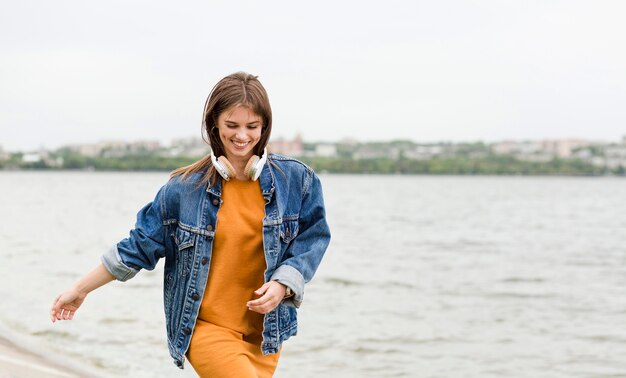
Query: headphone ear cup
217,156,236,179
244,155,260,180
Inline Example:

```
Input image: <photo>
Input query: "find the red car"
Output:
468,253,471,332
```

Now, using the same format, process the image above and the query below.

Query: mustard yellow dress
186,179,280,377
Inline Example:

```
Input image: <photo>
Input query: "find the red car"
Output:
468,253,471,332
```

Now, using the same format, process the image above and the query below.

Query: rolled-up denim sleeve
271,171,331,308
101,185,167,282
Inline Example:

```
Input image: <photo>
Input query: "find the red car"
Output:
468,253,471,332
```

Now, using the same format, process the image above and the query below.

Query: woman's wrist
71,263,115,296
275,281,294,298
70,283,90,297
285,285,294,298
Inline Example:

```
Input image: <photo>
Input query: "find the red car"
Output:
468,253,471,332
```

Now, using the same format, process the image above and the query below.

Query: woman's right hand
50,288,87,323
49,263,116,323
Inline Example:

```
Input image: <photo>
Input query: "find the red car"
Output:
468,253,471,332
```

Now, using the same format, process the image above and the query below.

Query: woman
50,72,331,377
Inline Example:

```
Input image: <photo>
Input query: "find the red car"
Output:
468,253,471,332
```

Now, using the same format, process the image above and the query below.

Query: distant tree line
299,156,616,176
2,149,623,176
1,150,197,171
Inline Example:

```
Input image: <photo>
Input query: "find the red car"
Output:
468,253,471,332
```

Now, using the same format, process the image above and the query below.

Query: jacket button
206,225,213,231
182,327,191,335
212,199,219,206
201,257,208,265
192,293,199,300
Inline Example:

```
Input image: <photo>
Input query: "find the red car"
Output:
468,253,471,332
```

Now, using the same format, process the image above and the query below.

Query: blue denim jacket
100,154,331,368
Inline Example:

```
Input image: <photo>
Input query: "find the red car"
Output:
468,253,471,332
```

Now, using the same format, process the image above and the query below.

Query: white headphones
210,147,268,181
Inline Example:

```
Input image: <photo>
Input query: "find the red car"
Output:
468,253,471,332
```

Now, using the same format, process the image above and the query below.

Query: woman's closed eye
225,123,259,129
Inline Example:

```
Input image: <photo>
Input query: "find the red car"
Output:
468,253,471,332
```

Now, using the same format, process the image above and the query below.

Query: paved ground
0,336,92,378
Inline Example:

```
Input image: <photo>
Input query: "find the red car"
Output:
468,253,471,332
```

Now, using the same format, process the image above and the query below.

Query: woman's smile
232,140,251,148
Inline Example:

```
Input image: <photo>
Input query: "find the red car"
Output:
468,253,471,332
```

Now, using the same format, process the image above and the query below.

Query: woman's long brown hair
170,72,272,187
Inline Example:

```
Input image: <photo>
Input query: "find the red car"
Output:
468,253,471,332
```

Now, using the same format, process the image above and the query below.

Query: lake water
1,172,626,377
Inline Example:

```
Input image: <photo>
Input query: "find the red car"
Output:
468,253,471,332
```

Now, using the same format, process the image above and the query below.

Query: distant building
352,147,389,160
67,141,125,157
128,140,161,152
541,139,589,158
605,145,626,158
590,156,605,167
314,143,337,158
604,158,626,170
601,144,626,169
268,135,304,156
0,145,7,161
492,139,590,161
517,154,553,162
169,137,210,157
491,141,518,155
404,145,443,160
67,140,162,157
171,137,202,148
571,148,592,160
22,152,43,163
337,138,359,147
20,149,63,167
492,140,542,155
68,143,102,157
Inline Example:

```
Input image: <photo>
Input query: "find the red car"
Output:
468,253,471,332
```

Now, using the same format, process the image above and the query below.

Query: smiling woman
219,107,262,155
170,72,274,186
50,72,331,378
212,106,264,181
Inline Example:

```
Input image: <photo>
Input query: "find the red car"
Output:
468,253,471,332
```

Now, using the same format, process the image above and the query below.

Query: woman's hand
49,263,115,323
50,288,87,322
247,281,287,314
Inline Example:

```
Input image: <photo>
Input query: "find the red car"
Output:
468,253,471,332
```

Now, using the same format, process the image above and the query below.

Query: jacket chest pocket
173,227,196,277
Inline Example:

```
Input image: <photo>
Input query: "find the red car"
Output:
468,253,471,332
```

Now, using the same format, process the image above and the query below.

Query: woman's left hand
247,281,287,314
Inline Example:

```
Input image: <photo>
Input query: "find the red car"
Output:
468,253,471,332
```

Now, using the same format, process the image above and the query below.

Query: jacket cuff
271,264,305,308
101,245,139,282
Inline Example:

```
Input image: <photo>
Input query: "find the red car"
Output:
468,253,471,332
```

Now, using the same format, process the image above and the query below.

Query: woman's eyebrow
225,120,261,125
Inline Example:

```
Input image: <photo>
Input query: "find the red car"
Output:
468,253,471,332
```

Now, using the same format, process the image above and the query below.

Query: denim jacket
100,154,331,368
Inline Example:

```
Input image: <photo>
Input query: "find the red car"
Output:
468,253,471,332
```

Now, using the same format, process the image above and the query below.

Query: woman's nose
235,129,247,139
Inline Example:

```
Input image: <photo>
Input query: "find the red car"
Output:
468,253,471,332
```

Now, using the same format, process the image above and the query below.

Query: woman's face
215,105,263,163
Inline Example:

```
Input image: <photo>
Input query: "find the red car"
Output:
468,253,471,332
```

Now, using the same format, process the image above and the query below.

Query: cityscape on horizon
2,134,626,174
2,133,626,154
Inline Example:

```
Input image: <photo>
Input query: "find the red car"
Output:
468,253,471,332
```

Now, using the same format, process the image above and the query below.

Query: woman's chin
225,150,254,162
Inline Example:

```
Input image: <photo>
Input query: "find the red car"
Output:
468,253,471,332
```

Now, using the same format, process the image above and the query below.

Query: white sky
1,0,625,151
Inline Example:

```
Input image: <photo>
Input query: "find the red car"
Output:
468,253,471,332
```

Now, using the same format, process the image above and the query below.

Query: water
1,172,626,377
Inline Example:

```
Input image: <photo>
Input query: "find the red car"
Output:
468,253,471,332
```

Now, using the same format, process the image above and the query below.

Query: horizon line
2,135,626,153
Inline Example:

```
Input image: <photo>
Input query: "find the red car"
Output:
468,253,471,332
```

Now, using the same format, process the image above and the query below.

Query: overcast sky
1,1,625,151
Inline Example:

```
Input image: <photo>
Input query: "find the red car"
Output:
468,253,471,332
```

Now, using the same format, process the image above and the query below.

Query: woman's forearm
72,262,116,294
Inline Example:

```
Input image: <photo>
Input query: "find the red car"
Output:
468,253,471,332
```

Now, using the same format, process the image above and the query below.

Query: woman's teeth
233,141,249,147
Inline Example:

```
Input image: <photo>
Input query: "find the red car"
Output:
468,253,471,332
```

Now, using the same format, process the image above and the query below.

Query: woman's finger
50,295,62,314
248,295,280,314
254,282,271,295
247,295,269,307
254,300,277,314
51,294,61,308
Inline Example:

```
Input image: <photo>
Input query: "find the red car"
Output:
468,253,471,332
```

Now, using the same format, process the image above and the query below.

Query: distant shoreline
2,152,624,176
3,138,626,176
0,167,623,177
